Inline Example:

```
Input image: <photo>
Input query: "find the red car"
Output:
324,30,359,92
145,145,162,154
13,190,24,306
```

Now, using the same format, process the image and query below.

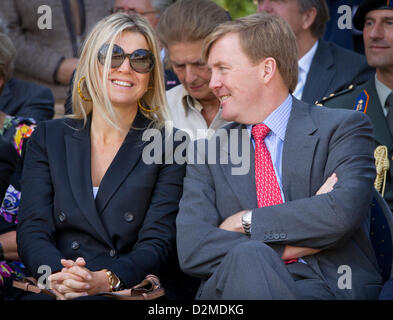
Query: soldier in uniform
255,0,374,104
321,0,393,212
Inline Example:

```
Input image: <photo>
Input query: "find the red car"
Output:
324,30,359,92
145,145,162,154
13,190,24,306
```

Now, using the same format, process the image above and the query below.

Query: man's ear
260,57,276,85
302,7,317,31
0,77,4,93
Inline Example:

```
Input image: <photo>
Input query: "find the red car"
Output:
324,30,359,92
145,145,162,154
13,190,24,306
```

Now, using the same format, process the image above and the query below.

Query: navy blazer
17,111,187,289
0,78,54,120
302,40,374,104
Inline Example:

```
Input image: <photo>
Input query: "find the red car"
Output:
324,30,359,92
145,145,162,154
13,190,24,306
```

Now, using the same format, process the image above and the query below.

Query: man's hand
219,209,248,233
0,231,20,261
56,58,79,85
0,111,7,130
316,173,337,195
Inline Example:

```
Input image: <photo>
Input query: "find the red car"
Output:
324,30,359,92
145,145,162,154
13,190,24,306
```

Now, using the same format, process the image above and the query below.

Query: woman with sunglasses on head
16,13,187,300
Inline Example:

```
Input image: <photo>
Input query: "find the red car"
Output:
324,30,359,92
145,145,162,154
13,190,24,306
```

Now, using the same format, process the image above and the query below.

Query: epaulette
314,84,356,106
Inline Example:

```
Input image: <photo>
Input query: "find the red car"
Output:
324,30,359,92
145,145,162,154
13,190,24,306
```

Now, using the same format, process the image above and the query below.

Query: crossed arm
219,173,338,261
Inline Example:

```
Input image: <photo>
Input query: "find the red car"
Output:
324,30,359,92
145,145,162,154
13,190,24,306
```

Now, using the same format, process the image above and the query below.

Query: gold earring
138,99,159,113
77,76,92,102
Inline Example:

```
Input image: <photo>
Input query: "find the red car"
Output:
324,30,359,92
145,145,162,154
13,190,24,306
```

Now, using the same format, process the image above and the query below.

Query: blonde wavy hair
71,13,169,130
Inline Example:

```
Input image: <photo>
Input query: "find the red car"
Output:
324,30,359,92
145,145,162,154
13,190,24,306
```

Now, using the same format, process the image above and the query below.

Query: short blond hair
203,13,298,93
157,0,230,47
71,13,169,130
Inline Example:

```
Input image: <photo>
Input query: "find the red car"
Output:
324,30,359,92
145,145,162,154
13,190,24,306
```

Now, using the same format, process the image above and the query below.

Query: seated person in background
0,32,54,300
321,0,393,212
156,0,231,140
0,138,17,200
0,0,112,101
17,13,186,300
176,12,382,300
0,137,20,299
0,33,54,130
255,0,375,104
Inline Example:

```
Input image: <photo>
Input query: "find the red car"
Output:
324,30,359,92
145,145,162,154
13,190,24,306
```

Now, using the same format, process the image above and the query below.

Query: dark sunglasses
98,43,155,74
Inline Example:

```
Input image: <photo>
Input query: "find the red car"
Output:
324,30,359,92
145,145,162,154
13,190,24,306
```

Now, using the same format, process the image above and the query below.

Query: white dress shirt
166,84,229,140
293,40,319,100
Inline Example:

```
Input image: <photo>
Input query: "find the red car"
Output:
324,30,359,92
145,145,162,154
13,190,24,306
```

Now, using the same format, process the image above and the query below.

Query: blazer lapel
220,123,258,209
64,117,113,247
282,99,319,200
95,111,151,214
302,40,335,104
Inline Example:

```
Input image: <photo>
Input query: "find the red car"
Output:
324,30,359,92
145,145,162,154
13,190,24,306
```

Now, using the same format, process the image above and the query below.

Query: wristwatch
242,210,252,236
104,269,124,292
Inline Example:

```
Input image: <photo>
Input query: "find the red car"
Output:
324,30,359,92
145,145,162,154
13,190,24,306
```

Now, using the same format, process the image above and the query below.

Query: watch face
243,210,252,223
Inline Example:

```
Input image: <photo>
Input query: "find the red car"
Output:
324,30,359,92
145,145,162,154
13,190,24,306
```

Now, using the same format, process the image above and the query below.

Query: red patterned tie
252,124,283,207
252,124,297,264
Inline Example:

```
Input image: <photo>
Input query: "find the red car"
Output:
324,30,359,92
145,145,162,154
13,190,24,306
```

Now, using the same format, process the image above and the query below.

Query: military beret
353,0,393,30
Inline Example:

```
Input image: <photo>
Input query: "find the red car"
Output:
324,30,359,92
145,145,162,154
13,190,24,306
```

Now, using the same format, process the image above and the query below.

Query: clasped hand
47,257,109,300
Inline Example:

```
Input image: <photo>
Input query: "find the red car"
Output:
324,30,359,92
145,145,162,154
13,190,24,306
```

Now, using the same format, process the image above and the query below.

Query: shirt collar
247,94,293,141
298,40,319,74
375,74,393,108
180,85,204,116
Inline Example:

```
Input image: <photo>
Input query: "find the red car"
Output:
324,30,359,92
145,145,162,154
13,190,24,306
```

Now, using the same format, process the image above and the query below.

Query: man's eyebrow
171,59,205,66
211,61,227,68
170,60,184,66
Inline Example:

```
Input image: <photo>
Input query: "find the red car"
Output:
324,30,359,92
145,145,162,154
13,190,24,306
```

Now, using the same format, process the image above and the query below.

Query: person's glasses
109,7,159,16
98,44,155,73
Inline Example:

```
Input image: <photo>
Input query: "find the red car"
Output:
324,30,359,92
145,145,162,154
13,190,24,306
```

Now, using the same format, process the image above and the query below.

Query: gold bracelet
103,269,122,292
103,269,114,292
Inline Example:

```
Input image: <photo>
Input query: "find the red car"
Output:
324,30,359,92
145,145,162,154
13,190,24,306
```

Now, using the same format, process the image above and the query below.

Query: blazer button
109,249,116,257
124,212,134,222
71,241,80,250
59,212,66,222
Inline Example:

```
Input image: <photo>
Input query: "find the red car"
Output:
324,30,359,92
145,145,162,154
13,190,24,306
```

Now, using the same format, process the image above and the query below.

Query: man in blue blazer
176,13,382,299
0,78,54,122
256,0,374,104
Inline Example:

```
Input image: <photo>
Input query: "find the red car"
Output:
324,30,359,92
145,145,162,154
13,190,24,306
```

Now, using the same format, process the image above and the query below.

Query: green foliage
212,0,257,19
